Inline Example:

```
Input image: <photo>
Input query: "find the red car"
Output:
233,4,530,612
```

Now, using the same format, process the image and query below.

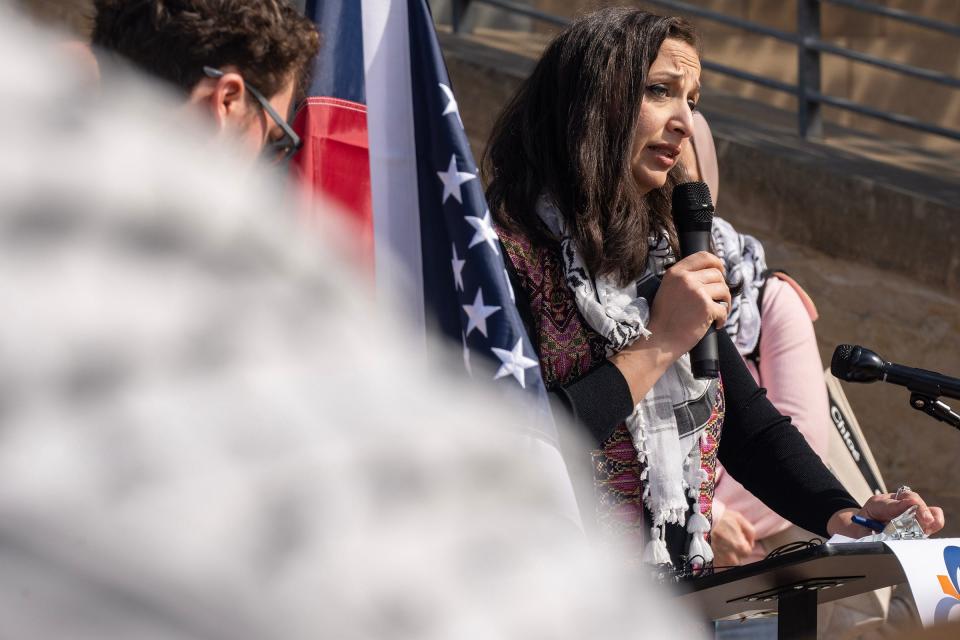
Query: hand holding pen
851,514,885,532
828,484,944,539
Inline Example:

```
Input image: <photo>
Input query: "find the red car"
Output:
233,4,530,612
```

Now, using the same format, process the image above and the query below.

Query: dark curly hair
483,9,699,286
92,0,320,99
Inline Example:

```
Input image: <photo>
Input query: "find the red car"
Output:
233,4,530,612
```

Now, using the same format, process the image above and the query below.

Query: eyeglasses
203,66,302,163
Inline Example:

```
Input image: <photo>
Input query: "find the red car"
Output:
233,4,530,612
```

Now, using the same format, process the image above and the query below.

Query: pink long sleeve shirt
711,277,832,564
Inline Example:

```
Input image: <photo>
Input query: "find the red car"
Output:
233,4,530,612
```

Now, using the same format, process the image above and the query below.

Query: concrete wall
503,1,960,153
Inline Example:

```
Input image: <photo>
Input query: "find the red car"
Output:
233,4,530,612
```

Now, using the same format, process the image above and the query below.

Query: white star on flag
437,154,476,204
451,243,466,291
491,338,539,388
462,288,501,338
439,83,463,129
465,209,499,255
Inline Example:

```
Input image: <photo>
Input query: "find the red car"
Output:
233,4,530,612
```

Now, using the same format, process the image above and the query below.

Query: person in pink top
680,112,832,567
711,274,830,565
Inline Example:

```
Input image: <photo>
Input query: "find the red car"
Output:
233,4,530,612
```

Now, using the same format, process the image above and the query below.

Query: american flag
293,0,579,523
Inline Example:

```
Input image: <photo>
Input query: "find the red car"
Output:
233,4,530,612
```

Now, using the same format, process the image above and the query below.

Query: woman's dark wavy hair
483,8,699,285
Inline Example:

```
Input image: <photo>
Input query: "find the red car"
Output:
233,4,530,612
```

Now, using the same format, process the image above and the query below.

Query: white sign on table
883,539,960,627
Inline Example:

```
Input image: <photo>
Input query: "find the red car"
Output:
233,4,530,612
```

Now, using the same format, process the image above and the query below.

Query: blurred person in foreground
0,5,709,639
92,0,319,163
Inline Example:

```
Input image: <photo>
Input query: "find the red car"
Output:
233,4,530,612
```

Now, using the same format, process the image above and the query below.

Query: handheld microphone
672,181,718,379
830,344,960,401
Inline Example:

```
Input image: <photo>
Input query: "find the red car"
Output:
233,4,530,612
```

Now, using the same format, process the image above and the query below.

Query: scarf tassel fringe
642,527,672,566
688,532,714,565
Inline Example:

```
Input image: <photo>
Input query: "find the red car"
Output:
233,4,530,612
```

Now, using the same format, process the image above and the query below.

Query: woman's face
630,38,701,194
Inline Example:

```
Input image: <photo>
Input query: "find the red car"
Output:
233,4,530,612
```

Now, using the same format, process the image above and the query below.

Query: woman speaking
483,8,943,568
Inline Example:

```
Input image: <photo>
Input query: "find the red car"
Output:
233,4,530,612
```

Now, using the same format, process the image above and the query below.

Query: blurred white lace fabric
0,5,704,639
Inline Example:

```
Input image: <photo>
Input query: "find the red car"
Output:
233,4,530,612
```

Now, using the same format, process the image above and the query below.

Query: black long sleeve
714,331,859,535
550,360,635,445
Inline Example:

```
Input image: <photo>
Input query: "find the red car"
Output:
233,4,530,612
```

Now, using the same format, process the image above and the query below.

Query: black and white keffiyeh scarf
537,197,719,567
711,218,768,357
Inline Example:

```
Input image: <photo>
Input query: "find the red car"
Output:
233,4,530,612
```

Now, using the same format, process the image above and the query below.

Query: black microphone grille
830,344,855,379
672,182,714,230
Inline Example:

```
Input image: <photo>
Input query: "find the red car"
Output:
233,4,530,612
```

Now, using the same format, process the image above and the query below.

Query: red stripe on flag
291,97,373,263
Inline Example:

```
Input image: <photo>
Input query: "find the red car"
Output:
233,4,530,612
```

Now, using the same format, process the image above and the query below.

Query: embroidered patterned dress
499,225,725,564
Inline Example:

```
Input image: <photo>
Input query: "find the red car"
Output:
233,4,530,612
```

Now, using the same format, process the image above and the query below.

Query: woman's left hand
827,489,945,539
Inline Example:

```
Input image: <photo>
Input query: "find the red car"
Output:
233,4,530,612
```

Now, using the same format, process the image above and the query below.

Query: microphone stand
909,392,960,430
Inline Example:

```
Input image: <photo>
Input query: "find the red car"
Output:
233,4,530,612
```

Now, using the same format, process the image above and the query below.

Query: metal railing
447,0,960,142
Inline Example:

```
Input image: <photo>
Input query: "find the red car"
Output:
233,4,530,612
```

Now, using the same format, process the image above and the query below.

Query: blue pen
852,514,885,532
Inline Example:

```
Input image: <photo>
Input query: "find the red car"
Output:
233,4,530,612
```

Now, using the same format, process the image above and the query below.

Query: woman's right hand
609,251,730,404
646,251,730,358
